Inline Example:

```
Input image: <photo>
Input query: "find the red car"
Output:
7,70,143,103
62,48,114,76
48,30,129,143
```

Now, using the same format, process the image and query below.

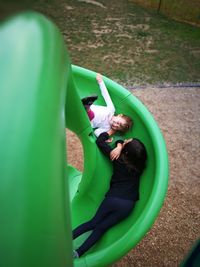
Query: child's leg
81,96,98,121
81,95,98,106
76,197,134,257
73,197,115,239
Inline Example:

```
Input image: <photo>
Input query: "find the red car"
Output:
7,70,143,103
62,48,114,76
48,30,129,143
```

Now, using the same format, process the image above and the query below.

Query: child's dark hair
120,138,147,173
118,114,133,134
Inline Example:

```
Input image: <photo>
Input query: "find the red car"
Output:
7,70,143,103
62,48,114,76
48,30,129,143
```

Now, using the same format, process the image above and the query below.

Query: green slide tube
0,12,73,267
0,11,169,267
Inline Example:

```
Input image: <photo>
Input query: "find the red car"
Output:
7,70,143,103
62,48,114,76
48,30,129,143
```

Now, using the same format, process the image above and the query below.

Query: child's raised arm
96,73,115,113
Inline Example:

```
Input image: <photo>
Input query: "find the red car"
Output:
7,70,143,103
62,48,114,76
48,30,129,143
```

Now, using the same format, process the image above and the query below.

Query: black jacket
96,132,140,201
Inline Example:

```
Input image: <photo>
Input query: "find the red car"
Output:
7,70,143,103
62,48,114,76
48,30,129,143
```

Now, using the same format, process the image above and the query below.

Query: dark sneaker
81,95,98,106
73,250,79,258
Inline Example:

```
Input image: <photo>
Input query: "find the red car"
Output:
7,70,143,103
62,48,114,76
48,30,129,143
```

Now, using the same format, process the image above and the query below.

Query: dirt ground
67,86,200,267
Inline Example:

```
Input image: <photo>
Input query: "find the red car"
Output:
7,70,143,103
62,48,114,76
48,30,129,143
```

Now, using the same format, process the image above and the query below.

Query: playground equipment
0,12,168,267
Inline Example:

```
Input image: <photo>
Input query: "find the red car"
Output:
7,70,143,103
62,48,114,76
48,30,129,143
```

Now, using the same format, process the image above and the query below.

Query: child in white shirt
82,73,133,137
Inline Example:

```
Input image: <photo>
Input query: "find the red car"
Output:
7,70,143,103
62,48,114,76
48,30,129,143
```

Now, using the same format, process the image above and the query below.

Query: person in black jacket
73,129,147,258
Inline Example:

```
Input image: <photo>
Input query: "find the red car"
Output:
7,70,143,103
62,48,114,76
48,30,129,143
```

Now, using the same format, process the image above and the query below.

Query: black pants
73,196,135,257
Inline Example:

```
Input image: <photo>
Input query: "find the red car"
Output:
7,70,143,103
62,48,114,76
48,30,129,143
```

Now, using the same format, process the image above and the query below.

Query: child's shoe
73,250,79,258
81,95,98,106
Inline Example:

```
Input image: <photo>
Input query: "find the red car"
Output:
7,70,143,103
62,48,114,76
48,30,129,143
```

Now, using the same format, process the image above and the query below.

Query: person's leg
81,95,98,106
81,96,98,121
73,197,114,239
76,197,134,257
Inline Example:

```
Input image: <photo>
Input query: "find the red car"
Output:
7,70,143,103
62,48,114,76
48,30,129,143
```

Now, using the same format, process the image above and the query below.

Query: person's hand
105,138,113,143
96,73,102,83
110,145,123,161
107,128,116,136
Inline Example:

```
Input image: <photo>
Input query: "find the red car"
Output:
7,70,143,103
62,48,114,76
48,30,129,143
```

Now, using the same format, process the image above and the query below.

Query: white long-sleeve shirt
90,80,115,137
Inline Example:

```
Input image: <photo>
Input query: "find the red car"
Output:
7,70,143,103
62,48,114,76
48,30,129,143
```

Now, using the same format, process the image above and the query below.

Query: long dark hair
119,138,147,173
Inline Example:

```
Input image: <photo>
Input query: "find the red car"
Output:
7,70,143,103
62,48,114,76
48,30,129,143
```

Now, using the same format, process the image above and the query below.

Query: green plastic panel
0,12,73,267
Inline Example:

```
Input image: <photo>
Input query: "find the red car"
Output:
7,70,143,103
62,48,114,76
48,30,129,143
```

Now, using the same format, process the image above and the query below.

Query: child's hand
107,129,116,136
110,146,122,161
96,73,103,83
105,138,113,143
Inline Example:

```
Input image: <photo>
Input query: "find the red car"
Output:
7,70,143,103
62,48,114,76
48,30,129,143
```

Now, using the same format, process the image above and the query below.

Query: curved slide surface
0,12,168,267
69,66,168,267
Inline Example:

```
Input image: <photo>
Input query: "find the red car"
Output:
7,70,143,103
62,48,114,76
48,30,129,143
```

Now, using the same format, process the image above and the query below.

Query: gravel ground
67,86,200,267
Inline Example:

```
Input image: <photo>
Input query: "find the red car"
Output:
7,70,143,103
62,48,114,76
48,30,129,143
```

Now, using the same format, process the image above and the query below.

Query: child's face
110,115,127,131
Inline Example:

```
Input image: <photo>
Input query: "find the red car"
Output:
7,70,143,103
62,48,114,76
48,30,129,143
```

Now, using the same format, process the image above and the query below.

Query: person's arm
96,131,124,161
110,142,123,161
96,73,115,113
94,127,107,137
96,132,113,157
94,126,117,137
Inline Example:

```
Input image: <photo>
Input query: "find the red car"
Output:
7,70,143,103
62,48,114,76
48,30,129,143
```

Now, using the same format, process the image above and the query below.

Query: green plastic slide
0,12,168,267
0,12,73,267
70,65,169,267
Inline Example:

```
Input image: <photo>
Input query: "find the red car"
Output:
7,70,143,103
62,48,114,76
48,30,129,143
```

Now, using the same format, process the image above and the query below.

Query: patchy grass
1,0,200,86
